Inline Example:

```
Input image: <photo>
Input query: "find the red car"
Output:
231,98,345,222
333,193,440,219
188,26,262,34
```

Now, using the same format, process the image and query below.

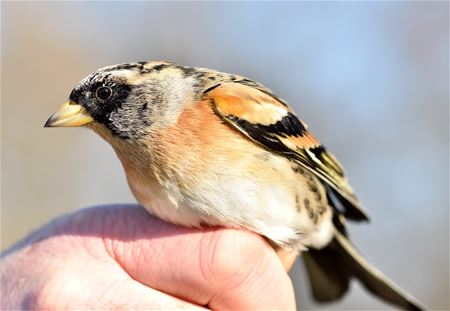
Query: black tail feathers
303,231,425,311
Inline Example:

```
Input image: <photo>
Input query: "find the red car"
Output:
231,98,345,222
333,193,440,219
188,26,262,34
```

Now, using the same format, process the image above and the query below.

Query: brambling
45,61,424,310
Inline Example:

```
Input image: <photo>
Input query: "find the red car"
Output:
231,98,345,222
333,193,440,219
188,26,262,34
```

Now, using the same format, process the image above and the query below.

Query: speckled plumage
45,61,424,311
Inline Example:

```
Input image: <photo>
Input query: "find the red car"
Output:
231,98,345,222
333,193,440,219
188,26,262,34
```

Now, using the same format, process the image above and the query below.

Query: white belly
125,153,334,251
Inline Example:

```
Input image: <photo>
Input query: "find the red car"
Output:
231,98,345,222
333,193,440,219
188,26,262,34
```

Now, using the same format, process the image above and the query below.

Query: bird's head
45,61,207,143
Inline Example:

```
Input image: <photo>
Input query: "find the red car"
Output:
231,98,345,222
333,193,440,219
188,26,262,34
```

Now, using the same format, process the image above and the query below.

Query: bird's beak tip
44,116,55,128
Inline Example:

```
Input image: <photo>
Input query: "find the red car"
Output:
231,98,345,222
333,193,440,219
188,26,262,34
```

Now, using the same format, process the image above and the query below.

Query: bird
45,61,424,310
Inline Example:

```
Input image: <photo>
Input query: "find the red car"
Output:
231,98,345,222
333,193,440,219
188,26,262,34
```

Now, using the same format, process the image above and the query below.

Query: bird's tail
302,231,425,311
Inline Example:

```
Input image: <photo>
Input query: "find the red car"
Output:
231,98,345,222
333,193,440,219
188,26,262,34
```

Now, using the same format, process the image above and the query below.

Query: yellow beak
44,101,94,127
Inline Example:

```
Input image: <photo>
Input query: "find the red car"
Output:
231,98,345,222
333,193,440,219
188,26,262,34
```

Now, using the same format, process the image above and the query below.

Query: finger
275,246,299,271
100,205,296,310
199,229,296,310
103,278,209,310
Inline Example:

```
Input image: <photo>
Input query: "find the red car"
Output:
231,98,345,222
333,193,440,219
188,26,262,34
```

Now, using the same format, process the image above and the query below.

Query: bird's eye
96,86,113,101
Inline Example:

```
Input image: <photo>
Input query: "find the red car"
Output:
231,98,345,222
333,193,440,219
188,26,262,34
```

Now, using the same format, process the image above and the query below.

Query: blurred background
1,2,448,310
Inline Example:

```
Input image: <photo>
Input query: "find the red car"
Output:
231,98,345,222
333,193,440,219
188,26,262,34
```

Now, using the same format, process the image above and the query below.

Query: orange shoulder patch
206,83,291,126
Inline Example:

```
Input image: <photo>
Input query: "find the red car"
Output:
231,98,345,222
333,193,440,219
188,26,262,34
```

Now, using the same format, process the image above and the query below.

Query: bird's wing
205,81,369,221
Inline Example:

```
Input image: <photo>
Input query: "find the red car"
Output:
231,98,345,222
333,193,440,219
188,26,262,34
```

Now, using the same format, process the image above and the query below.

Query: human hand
1,205,296,310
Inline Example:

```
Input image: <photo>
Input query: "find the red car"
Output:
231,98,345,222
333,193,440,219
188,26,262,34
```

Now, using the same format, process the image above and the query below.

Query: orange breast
149,99,259,190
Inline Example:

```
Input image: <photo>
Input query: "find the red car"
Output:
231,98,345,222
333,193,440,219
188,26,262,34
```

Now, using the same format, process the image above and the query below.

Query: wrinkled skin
1,205,296,310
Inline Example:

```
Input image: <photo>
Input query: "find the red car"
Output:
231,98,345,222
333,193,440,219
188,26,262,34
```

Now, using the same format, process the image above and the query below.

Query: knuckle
22,276,62,310
203,229,266,286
